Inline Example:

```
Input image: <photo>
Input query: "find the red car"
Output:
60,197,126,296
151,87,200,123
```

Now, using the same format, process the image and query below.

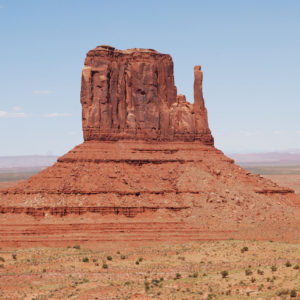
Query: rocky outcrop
81,45,213,144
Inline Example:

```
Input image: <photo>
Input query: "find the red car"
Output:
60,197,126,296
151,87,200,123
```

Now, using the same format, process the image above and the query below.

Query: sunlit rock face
81,45,213,144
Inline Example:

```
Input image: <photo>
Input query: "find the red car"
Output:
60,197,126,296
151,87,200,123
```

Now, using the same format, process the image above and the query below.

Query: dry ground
0,240,300,299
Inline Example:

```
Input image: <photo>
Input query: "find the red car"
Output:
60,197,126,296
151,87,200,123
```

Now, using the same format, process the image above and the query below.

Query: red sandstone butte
0,45,300,248
81,45,213,144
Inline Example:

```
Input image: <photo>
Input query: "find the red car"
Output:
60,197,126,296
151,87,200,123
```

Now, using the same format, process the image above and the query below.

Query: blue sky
0,0,299,155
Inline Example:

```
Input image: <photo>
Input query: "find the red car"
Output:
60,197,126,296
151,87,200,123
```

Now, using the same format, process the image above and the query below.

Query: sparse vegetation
290,289,297,298
285,260,292,267
0,240,299,299
221,270,228,278
245,269,252,276
271,265,277,272
241,246,249,253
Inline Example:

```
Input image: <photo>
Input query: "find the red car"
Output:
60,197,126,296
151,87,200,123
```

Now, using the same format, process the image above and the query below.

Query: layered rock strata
0,46,300,247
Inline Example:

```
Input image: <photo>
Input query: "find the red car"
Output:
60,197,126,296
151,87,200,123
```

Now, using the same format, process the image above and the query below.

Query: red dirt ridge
0,46,300,248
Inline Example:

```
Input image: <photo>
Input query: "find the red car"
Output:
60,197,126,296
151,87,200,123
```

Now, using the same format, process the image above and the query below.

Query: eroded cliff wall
81,45,213,144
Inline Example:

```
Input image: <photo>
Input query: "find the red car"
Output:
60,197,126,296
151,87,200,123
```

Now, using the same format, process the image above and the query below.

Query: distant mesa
0,45,299,248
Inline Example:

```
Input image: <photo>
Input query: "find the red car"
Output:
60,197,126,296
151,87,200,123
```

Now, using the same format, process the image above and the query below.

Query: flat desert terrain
0,240,299,299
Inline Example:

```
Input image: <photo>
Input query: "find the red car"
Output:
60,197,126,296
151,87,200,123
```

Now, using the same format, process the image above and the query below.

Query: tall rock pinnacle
80,45,214,144
193,65,209,130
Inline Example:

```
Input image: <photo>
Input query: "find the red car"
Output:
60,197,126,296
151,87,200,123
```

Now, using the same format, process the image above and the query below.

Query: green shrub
257,269,264,275
290,289,297,298
285,261,292,267
82,257,89,263
107,256,112,261
293,264,300,270
124,281,130,286
241,246,249,253
138,257,143,262
271,265,277,272
245,269,252,276
221,270,228,278
0,257,5,262
144,281,150,292
135,261,139,265
121,255,126,260
102,263,108,269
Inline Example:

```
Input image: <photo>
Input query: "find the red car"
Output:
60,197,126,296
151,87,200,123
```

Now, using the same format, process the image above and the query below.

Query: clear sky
0,0,299,156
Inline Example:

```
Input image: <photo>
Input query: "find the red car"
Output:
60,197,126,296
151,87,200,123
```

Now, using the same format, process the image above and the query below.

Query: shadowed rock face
81,45,214,144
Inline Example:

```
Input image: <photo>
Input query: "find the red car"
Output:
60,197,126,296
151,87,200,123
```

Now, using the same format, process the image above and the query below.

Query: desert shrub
257,269,264,275
42,268,46,273
121,255,126,260
0,264,4,268
245,269,252,276
117,251,120,254
251,277,256,283
107,256,112,261
293,264,300,270
12,254,17,260
82,257,89,263
277,289,289,296
290,289,297,297
0,257,5,262
285,261,292,267
138,257,143,262
92,258,97,263
221,270,228,278
151,279,160,286
271,265,277,272
73,245,80,250
144,281,150,292
241,247,249,253
174,273,181,280
135,261,139,265
124,281,130,286
193,272,198,278
102,263,108,269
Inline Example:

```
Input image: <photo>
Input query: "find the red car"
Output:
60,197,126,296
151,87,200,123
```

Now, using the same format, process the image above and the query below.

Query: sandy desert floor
0,240,299,299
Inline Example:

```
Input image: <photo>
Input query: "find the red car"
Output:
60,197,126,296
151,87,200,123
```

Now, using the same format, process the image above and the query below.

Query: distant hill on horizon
0,155,58,172
1,151,300,172
228,151,300,166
